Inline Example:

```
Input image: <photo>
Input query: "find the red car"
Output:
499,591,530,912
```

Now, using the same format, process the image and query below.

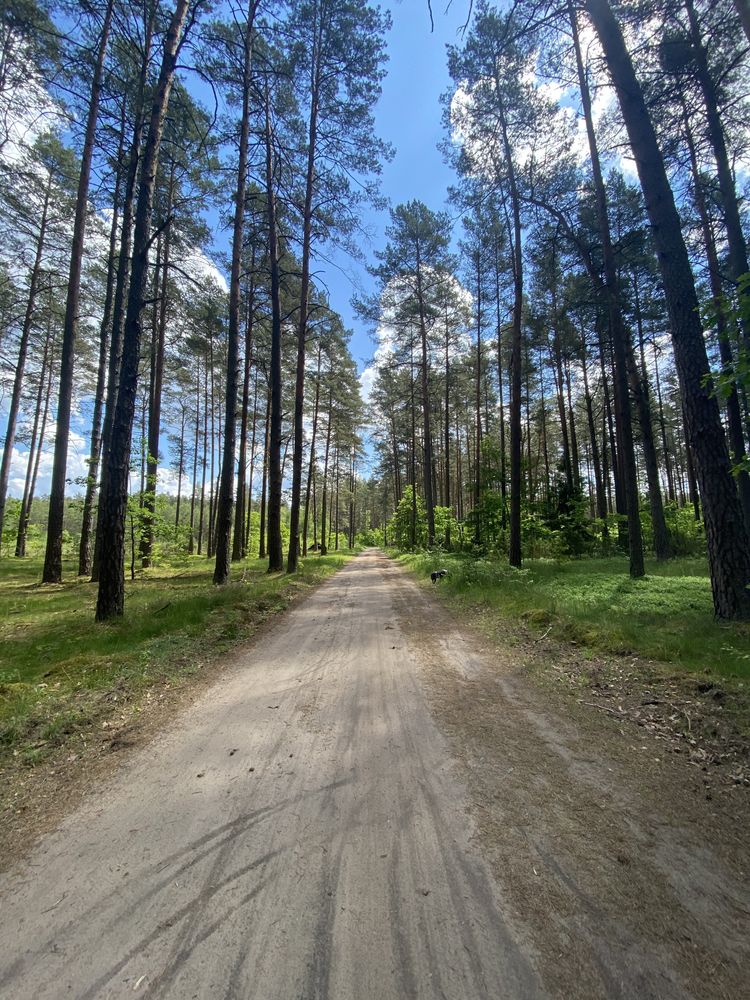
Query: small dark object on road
431,569,448,584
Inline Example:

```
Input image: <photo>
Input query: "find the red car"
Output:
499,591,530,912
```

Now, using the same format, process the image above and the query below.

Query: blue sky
318,0,468,374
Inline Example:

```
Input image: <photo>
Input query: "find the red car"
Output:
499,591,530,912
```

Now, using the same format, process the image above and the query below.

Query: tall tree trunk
495,259,507,530
682,107,750,535
0,174,51,549
259,390,270,560
91,7,156,582
287,0,323,573
234,272,255,562
44,0,114,583
78,104,126,576
188,360,201,553
443,305,451,549
626,338,672,559
581,331,608,530
410,339,417,549
652,342,676,504
586,0,750,616
564,358,580,489
96,0,192,619
572,2,644,577
245,370,259,556
15,314,54,557
141,166,174,568
215,0,258,583
334,443,340,550
474,253,482,546
538,349,551,501
175,405,186,530
302,342,322,556
550,334,573,490
264,83,284,572
348,446,355,548
197,358,208,554
207,334,216,558
416,244,436,548
495,95,523,568
684,0,750,324
320,386,333,556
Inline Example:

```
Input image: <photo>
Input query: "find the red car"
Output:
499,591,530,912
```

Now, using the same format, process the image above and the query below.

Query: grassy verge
394,551,750,679
0,552,351,768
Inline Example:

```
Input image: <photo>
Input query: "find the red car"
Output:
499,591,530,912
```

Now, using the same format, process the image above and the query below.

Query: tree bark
141,188,173,568
91,7,156,582
234,272,255,562
215,0,258,583
287,0,323,573
682,106,750,535
684,0,750,324
78,104,125,576
264,83,284,573
572,2,644,577
259,390,270,560
320,385,333,555
302,342,322,556
15,313,54,557
416,243,436,548
96,0,192,619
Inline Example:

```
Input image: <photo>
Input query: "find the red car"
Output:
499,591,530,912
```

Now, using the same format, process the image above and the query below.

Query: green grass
396,552,750,678
0,552,352,760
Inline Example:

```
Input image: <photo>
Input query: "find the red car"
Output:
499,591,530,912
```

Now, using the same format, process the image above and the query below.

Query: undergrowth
395,552,750,679
0,552,351,764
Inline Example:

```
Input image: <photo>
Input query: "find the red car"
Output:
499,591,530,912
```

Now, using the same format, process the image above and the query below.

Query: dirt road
0,550,748,999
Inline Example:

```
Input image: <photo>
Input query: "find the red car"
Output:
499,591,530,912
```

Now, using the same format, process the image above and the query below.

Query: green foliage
357,527,385,547
464,489,506,554
703,273,750,459
433,505,457,550
1,498,21,553
662,502,705,557
540,478,597,558
387,486,427,550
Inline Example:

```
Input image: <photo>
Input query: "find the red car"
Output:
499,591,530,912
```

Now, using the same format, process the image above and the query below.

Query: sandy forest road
0,551,748,999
